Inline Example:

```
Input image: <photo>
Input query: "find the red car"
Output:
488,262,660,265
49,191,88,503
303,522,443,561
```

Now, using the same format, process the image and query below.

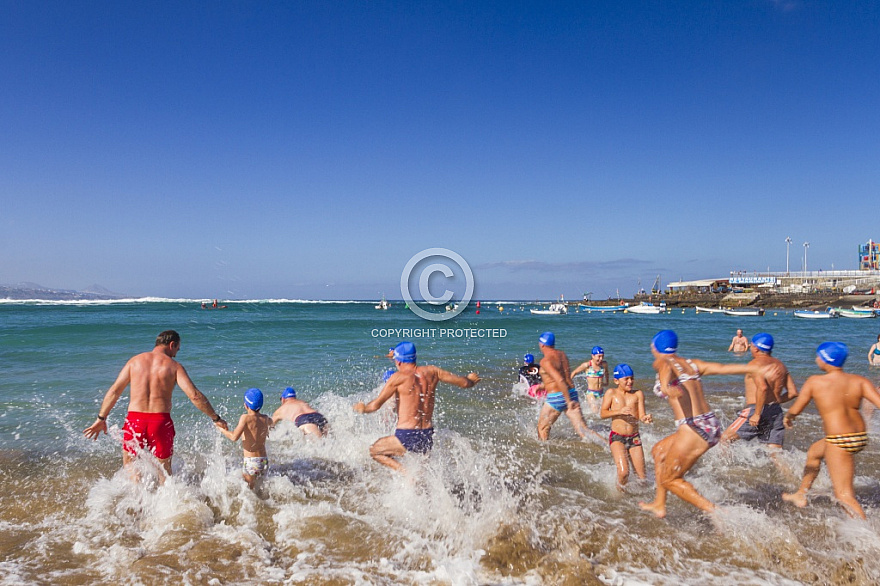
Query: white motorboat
530,302,568,315
695,306,726,314
625,302,666,314
374,296,390,310
722,307,764,316
794,309,838,319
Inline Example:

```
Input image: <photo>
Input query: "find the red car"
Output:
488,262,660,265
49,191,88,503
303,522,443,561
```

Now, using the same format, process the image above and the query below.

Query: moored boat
531,302,568,315
695,306,726,314
723,307,764,316
794,308,838,319
625,302,666,314
578,304,628,313
837,308,876,319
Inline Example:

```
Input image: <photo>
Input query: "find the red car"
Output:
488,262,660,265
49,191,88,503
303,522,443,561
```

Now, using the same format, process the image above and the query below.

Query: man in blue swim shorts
271,386,329,438
354,341,480,472
535,332,601,442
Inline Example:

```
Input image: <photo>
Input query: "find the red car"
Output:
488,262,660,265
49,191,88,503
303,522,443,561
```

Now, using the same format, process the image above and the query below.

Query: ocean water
2,299,880,585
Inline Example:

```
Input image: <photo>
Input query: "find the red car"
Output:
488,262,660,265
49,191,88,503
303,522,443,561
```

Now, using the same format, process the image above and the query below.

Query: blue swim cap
244,388,264,411
591,346,604,355
652,330,678,354
524,353,534,364
817,341,848,367
281,386,297,399
613,363,634,379
383,368,396,382
393,341,417,363
751,333,774,352
539,332,555,347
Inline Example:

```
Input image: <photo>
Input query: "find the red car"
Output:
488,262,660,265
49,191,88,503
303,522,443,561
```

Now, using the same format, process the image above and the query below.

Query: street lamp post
803,241,810,275
785,236,792,275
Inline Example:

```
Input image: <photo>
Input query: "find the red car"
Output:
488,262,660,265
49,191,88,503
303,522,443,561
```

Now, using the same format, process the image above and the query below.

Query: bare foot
616,482,627,493
639,500,666,518
781,491,808,508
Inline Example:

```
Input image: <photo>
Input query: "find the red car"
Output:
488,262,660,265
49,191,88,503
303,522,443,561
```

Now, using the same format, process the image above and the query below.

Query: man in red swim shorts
83,330,228,482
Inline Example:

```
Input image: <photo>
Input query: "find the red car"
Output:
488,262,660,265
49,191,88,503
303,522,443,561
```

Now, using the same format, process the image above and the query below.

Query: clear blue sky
2,1,878,300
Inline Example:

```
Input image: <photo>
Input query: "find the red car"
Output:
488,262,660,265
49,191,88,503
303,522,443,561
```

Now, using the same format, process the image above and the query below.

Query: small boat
838,308,876,319
723,307,764,316
531,302,568,315
374,295,390,310
695,306,726,314
794,309,838,319
579,304,628,313
625,302,666,314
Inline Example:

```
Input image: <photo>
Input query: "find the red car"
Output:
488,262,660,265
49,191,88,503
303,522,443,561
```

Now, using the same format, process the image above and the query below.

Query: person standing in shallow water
782,342,880,519
728,329,749,353
353,341,480,473
639,330,780,518
83,330,227,482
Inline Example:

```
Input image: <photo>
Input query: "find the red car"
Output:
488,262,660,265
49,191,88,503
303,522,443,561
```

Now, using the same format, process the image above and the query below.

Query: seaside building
859,239,880,270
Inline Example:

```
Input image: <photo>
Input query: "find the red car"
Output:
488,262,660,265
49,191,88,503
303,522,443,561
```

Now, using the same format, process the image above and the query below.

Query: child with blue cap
271,386,329,438
219,388,273,489
571,345,610,414
600,364,653,490
519,353,544,399
782,342,880,519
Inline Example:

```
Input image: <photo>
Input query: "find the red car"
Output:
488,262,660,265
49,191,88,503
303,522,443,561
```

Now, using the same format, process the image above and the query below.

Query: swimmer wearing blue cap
600,364,653,490
721,333,799,450
219,388,273,489
271,386,329,438
571,345,610,415
519,354,544,399
353,341,481,473
641,330,787,518
782,342,880,519
536,332,602,443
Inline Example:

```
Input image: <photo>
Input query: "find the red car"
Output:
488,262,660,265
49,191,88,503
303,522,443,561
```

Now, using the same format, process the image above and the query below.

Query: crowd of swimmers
84,328,880,521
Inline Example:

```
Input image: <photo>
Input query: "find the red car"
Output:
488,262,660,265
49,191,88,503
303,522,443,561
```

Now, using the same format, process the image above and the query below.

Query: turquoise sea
2,299,880,585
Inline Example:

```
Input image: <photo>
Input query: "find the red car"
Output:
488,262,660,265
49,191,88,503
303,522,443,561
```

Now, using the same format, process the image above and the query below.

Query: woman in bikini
639,330,776,518
572,346,609,414
868,334,880,366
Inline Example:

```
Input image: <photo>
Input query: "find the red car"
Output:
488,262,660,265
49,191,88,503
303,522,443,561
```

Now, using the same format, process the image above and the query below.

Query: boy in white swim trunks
220,388,273,489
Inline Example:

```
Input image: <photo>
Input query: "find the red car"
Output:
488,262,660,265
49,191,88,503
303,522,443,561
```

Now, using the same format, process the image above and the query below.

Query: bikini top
586,365,605,378
652,358,701,399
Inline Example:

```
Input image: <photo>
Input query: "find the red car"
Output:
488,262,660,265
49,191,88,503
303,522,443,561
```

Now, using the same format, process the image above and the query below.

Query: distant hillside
0,282,129,300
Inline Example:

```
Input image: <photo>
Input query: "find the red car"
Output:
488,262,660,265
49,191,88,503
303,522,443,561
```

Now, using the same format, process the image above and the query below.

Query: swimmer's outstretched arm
354,380,398,414
437,368,480,388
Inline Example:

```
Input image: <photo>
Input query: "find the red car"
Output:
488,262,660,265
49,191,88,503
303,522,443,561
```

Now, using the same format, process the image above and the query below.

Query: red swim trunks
122,412,175,460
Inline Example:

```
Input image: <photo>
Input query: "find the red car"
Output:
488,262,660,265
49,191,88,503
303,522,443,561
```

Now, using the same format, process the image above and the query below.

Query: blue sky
1,1,878,300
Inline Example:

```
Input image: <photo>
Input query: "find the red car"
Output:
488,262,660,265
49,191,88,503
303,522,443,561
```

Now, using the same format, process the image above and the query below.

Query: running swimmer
639,330,781,518
219,388,272,489
782,342,880,519
600,364,653,490
518,353,545,399
353,341,480,473
572,346,610,414
721,333,799,450
536,332,602,442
